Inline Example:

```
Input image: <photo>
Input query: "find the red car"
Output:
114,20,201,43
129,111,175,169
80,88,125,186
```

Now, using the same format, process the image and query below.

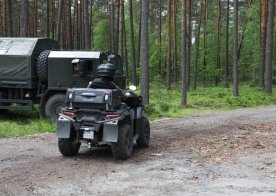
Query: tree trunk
137,0,142,69
90,1,94,49
118,0,124,61
158,0,163,79
115,0,120,53
259,0,268,89
2,0,12,37
173,0,178,86
84,0,91,50
265,0,275,94
237,1,253,59
141,0,149,105
233,0,239,97
51,0,56,40
215,0,221,86
20,0,29,37
181,0,187,106
66,0,72,49
193,0,203,90
2,0,7,36
61,2,66,49
167,0,172,90
129,0,137,85
46,0,50,37
224,0,229,88
203,0,207,86
7,0,12,37
110,0,115,52
31,0,37,37
80,0,84,49
123,22,129,80
186,0,191,87
56,0,63,43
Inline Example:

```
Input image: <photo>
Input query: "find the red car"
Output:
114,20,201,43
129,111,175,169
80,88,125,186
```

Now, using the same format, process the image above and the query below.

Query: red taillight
106,114,121,119
63,111,75,117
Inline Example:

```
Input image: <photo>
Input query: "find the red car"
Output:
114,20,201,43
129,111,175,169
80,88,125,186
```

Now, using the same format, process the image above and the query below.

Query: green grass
146,83,276,120
0,108,55,138
1,83,276,138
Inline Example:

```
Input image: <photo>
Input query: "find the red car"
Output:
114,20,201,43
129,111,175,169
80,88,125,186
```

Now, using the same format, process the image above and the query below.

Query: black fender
118,112,132,127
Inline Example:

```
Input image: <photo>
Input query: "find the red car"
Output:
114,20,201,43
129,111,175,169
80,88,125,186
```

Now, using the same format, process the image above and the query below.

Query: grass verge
146,83,276,120
0,109,55,138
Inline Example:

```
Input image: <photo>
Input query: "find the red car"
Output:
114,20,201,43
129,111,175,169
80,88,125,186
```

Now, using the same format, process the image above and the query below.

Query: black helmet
96,63,116,78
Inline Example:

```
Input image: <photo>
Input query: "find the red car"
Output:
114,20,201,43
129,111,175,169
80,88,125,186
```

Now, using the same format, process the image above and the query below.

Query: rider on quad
56,62,150,160
88,63,117,89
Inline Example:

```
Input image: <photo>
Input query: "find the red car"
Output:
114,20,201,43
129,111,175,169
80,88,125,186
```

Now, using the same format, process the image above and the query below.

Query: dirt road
0,106,276,195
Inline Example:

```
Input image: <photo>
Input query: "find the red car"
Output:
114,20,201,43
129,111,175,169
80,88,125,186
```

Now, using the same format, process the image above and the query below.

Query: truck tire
45,94,66,121
37,50,51,84
137,117,150,148
58,129,81,157
111,124,133,160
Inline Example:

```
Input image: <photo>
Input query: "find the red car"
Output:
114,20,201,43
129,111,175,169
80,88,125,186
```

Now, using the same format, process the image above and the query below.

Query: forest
0,0,275,107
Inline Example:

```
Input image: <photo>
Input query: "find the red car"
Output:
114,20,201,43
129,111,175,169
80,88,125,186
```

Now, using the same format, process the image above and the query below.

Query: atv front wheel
137,117,150,148
111,124,133,160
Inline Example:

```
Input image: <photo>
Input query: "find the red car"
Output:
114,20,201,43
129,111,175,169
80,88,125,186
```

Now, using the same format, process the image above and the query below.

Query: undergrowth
0,83,276,138
146,83,276,120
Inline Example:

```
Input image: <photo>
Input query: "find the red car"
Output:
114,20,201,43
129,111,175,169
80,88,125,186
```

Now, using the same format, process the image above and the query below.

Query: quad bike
56,85,150,160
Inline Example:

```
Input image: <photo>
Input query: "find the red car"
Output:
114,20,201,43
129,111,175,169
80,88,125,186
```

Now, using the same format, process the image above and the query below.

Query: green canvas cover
0,37,59,88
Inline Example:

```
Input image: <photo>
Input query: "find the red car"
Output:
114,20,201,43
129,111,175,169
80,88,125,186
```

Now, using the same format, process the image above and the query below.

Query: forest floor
0,106,276,195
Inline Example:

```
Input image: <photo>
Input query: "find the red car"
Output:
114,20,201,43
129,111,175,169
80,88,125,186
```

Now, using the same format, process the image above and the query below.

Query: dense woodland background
0,0,275,106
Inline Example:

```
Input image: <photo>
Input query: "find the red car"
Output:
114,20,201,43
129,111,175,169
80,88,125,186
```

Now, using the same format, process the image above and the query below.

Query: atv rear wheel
45,94,66,121
111,124,133,160
58,132,81,157
137,117,150,148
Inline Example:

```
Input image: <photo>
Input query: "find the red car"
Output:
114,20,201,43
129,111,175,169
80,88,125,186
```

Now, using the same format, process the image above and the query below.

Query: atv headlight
104,94,109,101
69,92,73,100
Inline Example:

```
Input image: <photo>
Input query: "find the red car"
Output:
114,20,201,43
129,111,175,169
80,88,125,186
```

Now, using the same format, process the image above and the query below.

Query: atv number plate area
83,131,94,139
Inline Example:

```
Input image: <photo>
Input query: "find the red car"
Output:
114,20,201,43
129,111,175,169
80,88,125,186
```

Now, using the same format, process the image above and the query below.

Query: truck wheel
45,94,66,121
58,129,81,157
111,124,133,160
37,50,51,84
137,117,150,148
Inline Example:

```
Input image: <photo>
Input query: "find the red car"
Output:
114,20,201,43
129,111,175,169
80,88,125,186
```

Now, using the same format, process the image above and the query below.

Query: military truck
0,37,125,121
